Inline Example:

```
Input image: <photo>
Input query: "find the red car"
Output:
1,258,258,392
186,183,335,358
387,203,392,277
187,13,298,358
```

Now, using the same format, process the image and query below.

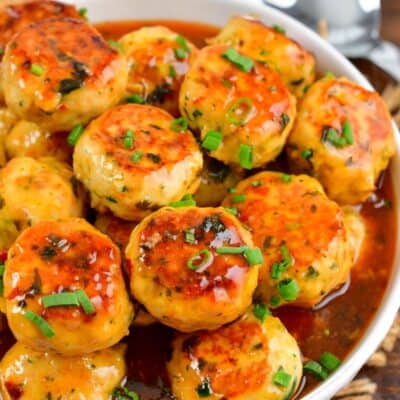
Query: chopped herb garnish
281,174,291,183
232,194,246,203
123,129,134,149
270,295,281,307
126,94,145,104
108,40,122,52
306,266,320,279
0,47,4,56
42,292,79,308
222,78,233,88
0,264,5,296
30,63,44,76
106,196,118,203
272,24,286,34
342,119,354,145
226,97,254,126
187,249,212,271
39,246,57,260
301,148,313,160
253,303,270,322
271,243,292,280
146,153,161,163
23,310,55,338
324,71,335,79
322,127,346,148
273,367,292,387
222,48,254,72
170,117,188,132
78,7,88,18
216,246,246,255
76,289,95,314
303,360,328,380
59,78,83,95
67,124,84,146
281,113,290,128
131,151,142,163
303,84,311,93
239,144,253,170
184,228,196,244
111,386,140,400
252,180,262,187
169,194,196,208
277,278,299,301
202,131,223,151
319,352,341,372
244,247,263,266
174,47,186,59
169,65,177,78
176,35,191,53
228,187,236,193
224,207,238,216
196,379,212,397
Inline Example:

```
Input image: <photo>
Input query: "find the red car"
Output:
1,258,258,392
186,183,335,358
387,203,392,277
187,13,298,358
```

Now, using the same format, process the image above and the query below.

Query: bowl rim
71,0,400,398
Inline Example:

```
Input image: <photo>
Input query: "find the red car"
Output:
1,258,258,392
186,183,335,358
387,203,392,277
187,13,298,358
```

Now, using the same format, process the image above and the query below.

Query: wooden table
382,0,400,45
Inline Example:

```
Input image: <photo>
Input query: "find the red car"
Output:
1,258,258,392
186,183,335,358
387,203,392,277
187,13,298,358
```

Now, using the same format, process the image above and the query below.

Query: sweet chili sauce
0,19,395,400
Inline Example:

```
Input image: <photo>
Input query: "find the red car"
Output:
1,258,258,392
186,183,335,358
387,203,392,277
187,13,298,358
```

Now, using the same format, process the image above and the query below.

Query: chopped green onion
169,65,177,78
0,263,5,296
23,310,55,338
319,352,341,372
324,71,335,79
216,246,246,255
303,84,311,93
111,386,140,400
130,151,142,163
202,131,222,151
108,40,122,52
281,173,291,183
187,249,212,271
273,367,292,387
342,119,354,145
244,247,263,266
67,124,84,146
123,129,134,149
239,144,253,170
272,24,286,34
78,7,88,18
30,63,44,76
226,97,254,126
196,379,212,397
301,148,313,160
322,127,347,148
228,187,236,193
277,278,299,301
252,180,262,187
232,194,246,203
224,207,238,216
184,228,196,245
271,243,292,280
126,94,145,104
281,113,290,128
270,295,281,307
169,194,196,208
222,48,254,72
76,289,95,314
174,47,186,60
0,47,4,56
253,303,270,322
170,117,188,132
176,35,191,53
42,292,79,308
303,360,328,381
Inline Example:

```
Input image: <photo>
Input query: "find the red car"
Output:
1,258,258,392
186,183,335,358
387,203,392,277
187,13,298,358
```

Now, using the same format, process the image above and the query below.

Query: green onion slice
272,24,286,34
76,289,95,314
42,292,79,308
244,247,263,266
108,40,122,52
303,360,329,381
169,194,196,208
176,35,191,53
123,129,134,149
184,228,196,245
342,119,354,145
277,278,299,301
301,148,313,160
322,127,346,148
224,207,238,216
126,94,145,104
273,367,292,387
226,97,254,126
281,173,291,183
170,117,188,132
131,151,142,163
202,131,222,151
319,351,341,372
222,48,254,72
23,310,55,338
231,194,246,203
0,263,5,296
253,303,271,323
239,144,253,170
30,63,44,76
67,124,84,146
187,249,212,271
216,246,246,255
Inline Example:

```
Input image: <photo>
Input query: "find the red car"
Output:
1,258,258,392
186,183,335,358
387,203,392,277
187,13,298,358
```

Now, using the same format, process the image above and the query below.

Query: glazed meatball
5,120,72,162
73,104,203,221
222,171,359,308
210,16,315,98
0,108,17,166
286,76,395,204
168,308,302,400
1,18,128,132
193,156,245,207
0,342,126,400
180,45,296,169
126,207,261,332
0,157,84,230
119,26,198,116
4,218,133,355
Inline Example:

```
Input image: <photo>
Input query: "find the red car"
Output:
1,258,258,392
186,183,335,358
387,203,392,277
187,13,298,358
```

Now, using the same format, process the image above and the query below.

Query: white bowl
66,0,400,398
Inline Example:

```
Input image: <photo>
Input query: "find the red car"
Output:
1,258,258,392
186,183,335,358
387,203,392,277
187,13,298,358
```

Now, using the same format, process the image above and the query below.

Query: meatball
180,44,296,169
210,16,316,98
286,76,395,204
193,156,245,207
126,207,261,332
4,218,134,355
222,171,358,308
0,342,126,400
0,210,18,253
0,108,17,166
0,157,84,230
167,308,302,400
5,120,71,162
1,17,128,132
119,26,198,116
73,104,203,221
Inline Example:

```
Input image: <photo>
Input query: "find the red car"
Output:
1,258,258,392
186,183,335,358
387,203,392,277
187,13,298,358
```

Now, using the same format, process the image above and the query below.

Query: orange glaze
0,0,81,59
138,208,251,299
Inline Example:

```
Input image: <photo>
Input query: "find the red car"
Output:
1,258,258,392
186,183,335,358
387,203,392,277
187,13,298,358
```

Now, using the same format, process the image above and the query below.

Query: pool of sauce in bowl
0,19,396,400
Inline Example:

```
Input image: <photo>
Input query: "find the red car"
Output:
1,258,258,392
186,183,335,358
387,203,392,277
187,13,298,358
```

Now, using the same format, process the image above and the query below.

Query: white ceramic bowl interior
65,0,400,398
